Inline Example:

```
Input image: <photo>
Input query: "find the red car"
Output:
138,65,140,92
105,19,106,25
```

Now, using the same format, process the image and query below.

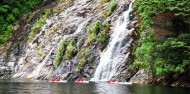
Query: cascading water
91,1,134,81
31,46,56,79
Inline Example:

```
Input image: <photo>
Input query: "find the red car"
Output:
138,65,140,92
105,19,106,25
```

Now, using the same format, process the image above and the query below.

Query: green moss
78,49,85,58
78,48,90,58
133,0,190,76
99,0,110,4
41,9,51,19
28,18,46,41
40,53,47,59
87,20,101,42
87,20,110,45
64,40,77,60
28,8,51,41
77,57,86,71
87,54,94,63
0,0,43,44
77,53,94,71
102,0,118,18
47,25,58,35
54,39,68,68
97,22,110,43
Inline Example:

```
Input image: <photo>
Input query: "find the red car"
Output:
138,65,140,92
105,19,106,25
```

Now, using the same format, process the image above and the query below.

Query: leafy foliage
99,0,110,4
77,54,94,71
97,22,110,43
54,39,78,67
87,20,110,44
64,40,77,60
28,9,51,41
102,0,118,18
54,39,68,68
77,57,87,71
133,0,190,75
87,20,101,42
0,0,43,44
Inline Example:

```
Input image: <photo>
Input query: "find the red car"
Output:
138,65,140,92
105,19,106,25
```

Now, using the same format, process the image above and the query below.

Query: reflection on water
0,80,190,94
94,82,132,94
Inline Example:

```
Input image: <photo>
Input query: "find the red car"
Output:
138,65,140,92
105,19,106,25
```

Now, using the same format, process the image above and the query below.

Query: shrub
97,22,110,43
77,57,86,71
54,39,68,68
6,14,15,23
109,0,118,14
87,20,110,44
0,0,43,44
28,18,46,41
99,0,110,4
78,48,90,58
133,0,190,76
102,0,118,18
28,8,51,41
64,40,77,60
87,20,101,42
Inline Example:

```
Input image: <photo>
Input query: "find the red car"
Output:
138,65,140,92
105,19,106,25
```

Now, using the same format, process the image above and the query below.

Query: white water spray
91,1,134,81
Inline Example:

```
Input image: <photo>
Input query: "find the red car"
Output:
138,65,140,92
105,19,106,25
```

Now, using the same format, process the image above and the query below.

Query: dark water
0,80,190,94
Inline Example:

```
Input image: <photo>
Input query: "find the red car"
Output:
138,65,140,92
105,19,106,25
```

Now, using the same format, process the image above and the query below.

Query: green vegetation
64,40,77,60
99,0,110,4
77,54,94,71
133,0,190,76
54,39,68,68
0,0,43,44
75,20,110,71
102,0,118,18
133,0,190,31
54,39,78,67
77,57,87,71
78,48,90,58
97,22,110,43
87,20,110,44
87,20,101,42
28,9,51,41
40,53,47,59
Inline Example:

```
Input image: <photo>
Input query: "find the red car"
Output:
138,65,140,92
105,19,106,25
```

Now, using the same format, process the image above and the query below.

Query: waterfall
91,1,134,81
31,46,56,79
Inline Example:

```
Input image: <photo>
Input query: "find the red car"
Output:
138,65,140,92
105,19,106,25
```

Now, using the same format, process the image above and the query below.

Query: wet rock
0,0,138,81
129,11,134,20
129,70,151,84
7,62,15,67
13,43,20,55
65,25,77,34
77,37,85,49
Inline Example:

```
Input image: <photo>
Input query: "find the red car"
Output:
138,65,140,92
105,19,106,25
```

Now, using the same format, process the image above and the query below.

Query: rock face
129,70,151,84
0,0,138,81
149,70,190,87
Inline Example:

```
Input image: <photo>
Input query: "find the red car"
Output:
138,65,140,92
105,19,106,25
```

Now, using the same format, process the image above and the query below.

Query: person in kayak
74,77,84,82
107,79,117,83
47,77,61,82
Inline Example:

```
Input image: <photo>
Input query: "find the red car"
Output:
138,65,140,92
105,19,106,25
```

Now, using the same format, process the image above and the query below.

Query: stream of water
91,1,134,81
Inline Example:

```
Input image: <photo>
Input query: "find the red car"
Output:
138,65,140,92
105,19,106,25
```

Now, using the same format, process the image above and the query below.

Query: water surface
0,80,190,94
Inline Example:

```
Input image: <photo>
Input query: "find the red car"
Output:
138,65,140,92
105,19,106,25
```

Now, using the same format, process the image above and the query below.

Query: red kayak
107,79,117,83
46,78,67,83
74,78,89,83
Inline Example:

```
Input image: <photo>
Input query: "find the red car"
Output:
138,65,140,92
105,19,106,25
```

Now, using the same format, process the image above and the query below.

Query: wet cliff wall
0,0,137,81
